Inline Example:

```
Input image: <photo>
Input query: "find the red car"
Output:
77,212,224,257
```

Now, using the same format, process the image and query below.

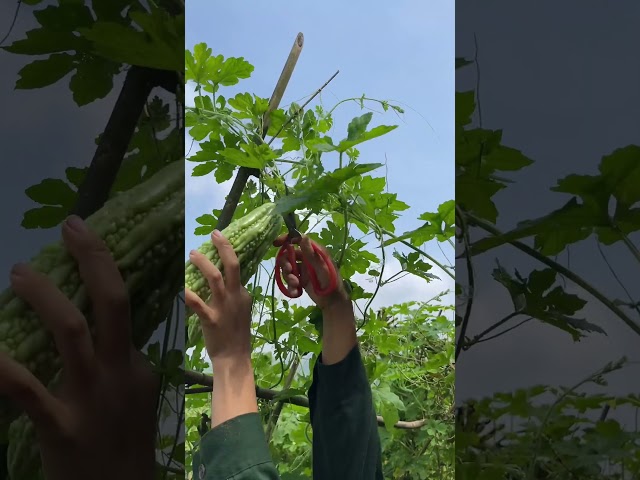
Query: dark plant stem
466,211,640,337
455,205,475,359
72,67,177,218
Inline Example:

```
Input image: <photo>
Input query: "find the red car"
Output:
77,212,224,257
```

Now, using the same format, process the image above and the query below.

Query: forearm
210,356,258,428
320,299,358,365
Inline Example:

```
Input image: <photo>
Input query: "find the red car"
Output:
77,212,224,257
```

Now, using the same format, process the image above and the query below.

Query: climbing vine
455,57,640,479
184,43,455,480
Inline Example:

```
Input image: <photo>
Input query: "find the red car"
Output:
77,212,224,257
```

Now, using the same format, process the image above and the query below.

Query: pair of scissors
275,212,338,298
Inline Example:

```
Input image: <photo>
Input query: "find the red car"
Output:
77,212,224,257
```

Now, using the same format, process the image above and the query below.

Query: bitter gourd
0,159,185,438
184,202,283,347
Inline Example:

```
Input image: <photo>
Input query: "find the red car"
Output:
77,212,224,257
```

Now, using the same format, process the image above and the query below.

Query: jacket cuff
192,412,272,479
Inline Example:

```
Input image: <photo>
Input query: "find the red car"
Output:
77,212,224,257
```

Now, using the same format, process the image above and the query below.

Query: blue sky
185,0,455,310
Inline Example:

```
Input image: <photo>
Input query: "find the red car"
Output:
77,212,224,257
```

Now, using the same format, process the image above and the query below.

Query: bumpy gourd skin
0,160,184,444
184,202,283,347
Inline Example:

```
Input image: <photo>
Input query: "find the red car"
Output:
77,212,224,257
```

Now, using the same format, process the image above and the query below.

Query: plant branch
72,66,177,218
465,211,640,337
183,369,426,430
267,69,340,145
265,357,300,441
385,231,454,280
216,33,304,230
455,204,474,359
472,317,533,345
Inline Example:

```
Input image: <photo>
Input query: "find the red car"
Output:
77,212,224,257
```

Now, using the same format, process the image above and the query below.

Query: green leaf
22,206,68,229
469,198,600,257
392,251,439,282
79,14,182,71
347,112,374,140
492,264,606,340
195,214,217,226
192,162,216,177
275,163,383,214
219,143,275,169
205,54,254,86
228,92,269,119
15,53,76,89
92,0,133,22
214,162,235,183
296,335,320,356
65,166,87,188
2,28,86,55
69,56,117,106
456,57,473,69
484,144,533,171
34,4,94,30
456,175,503,224
185,43,211,83
373,383,405,432
599,145,640,207
337,124,398,153
456,91,475,128
25,178,76,207
385,200,455,247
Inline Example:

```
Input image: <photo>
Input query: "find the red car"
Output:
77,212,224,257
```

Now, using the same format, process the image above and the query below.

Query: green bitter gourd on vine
185,202,283,347
0,159,184,440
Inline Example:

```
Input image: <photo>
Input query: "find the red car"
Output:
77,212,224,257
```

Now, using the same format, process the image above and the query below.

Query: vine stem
72,67,177,218
455,204,474,359
345,205,453,280
465,211,640,336
183,369,427,430
382,229,454,280
463,311,521,349
525,357,626,479
471,317,533,345
612,221,640,265
265,357,300,441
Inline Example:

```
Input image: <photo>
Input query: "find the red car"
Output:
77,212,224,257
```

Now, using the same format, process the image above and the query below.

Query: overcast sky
456,0,640,427
185,0,455,317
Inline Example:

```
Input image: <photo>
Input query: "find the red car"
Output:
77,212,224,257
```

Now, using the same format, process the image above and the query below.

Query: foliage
455,58,640,478
3,1,184,478
184,43,455,479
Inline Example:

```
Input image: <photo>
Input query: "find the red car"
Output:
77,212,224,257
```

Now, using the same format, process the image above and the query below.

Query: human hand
0,216,159,480
273,234,350,310
184,230,253,363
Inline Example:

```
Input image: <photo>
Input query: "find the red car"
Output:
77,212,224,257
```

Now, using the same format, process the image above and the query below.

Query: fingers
0,352,65,429
61,216,131,364
185,288,212,322
211,231,241,290
273,233,290,247
300,236,326,272
275,245,303,295
10,263,95,382
188,250,225,302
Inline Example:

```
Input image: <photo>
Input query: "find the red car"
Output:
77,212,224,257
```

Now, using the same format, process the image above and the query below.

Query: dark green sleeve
308,344,384,480
192,412,280,480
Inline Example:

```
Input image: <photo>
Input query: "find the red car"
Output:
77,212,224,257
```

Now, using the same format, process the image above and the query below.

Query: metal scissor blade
284,212,302,239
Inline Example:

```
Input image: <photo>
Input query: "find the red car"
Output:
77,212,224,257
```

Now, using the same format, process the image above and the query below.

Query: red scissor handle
275,239,338,299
